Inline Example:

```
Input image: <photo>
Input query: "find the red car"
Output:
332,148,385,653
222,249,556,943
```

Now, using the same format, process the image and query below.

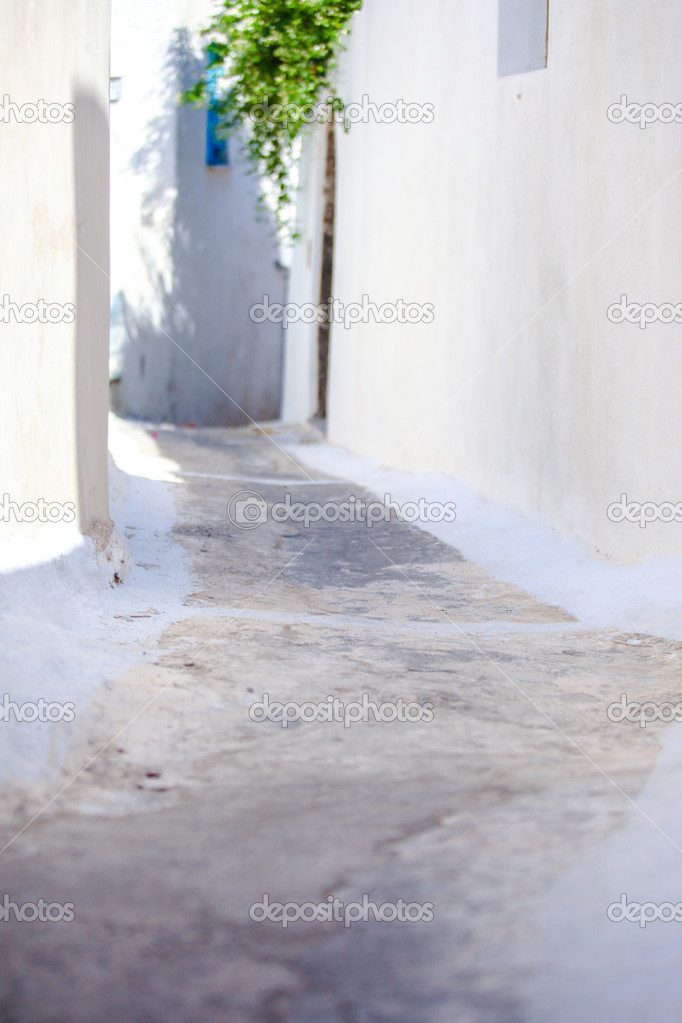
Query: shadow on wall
75,88,111,537
113,29,285,426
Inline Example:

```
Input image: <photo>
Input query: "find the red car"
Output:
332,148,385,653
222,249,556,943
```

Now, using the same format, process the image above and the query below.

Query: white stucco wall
110,0,285,426
287,0,682,564
0,0,111,555
281,124,328,423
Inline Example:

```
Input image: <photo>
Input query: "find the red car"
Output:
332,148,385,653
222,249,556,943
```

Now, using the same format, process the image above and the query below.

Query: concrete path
0,424,680,1022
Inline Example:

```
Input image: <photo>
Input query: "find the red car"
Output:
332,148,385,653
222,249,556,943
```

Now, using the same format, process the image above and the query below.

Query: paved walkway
0,424,679,1022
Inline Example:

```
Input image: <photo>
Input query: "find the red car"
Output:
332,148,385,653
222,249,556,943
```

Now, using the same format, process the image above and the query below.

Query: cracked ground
0,423,679,1022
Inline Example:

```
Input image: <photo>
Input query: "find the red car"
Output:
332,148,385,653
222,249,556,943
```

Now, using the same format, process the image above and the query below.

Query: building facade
284,0,682,564
110,0,285,426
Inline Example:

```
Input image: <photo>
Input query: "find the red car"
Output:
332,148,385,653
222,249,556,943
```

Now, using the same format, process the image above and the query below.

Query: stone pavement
0,423,680,1022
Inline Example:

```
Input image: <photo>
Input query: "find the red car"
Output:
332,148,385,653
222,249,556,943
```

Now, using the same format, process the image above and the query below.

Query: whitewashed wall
281,124,328,423
0,0,111,558
285,0,682,563
110,0,285,426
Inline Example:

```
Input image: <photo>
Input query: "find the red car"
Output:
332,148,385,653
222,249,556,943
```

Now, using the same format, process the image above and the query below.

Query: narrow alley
1,424,680,1022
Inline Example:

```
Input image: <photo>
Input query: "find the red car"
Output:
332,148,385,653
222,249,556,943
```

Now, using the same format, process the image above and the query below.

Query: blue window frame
206,65,228,166
206,107,228,166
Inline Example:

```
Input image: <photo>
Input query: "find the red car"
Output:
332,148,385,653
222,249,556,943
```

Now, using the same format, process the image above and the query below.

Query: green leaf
179,0,362,230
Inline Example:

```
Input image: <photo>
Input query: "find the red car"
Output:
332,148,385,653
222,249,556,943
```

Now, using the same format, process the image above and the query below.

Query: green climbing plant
182,0,362,222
